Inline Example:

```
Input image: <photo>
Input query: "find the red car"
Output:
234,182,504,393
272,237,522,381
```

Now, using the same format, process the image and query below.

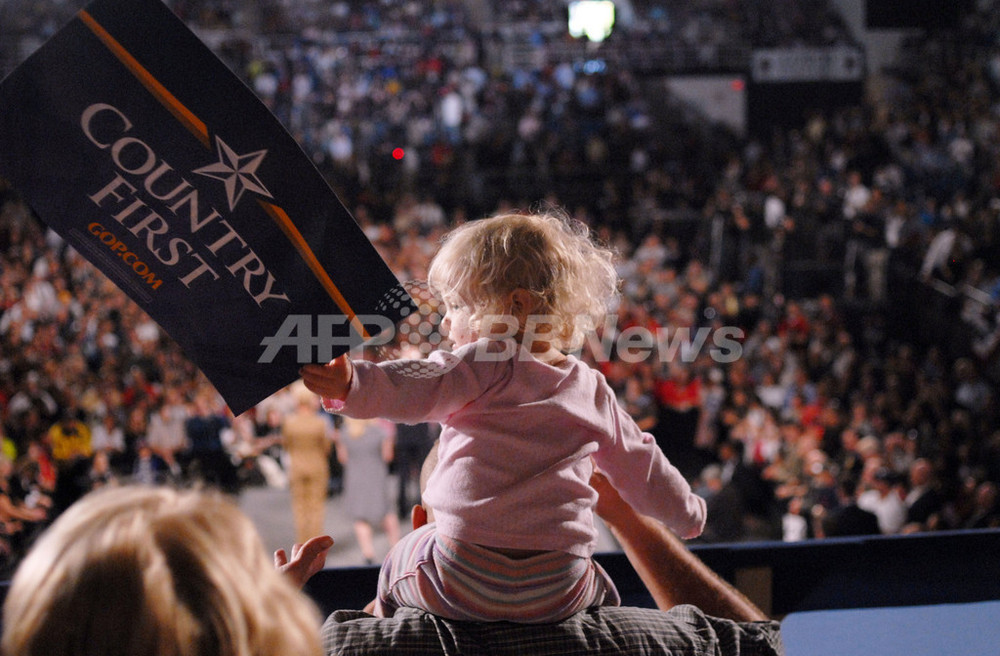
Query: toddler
301,210,706,623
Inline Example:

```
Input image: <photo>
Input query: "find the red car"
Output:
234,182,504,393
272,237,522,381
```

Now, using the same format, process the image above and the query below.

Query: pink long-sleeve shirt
333,338,706,558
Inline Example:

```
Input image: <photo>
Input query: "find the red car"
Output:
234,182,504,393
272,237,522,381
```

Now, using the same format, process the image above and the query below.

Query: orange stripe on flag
258,200,370,341
78,10,211,149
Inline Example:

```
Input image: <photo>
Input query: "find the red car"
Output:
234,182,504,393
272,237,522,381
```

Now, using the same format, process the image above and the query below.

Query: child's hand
275,535,334,589
300,354,353,402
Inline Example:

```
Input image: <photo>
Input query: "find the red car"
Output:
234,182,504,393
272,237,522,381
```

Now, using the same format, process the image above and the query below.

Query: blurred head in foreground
1,485,322,656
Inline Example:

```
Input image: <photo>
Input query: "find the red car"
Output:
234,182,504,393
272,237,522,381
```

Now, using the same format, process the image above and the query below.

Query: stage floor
239,483,620,570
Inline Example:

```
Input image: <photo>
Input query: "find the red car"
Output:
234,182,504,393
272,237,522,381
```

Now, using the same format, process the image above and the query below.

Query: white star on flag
193,136,273,210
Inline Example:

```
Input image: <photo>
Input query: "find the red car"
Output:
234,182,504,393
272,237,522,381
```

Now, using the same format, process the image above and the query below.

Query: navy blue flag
0,0,415,414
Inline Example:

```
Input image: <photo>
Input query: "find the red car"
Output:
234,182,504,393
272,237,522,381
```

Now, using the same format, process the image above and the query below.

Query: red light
730,78,745,92
392,147,405,160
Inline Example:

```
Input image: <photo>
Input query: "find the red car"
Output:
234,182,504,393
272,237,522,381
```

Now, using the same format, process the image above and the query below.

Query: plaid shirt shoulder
322,605,783,656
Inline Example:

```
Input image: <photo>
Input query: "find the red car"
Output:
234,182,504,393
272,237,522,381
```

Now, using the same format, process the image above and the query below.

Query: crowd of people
1,0,1000,579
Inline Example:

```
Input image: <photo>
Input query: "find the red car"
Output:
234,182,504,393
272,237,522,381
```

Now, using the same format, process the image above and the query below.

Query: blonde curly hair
428,210,619,351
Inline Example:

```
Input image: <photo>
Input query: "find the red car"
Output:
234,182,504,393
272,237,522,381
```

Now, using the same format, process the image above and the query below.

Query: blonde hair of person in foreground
1,485,324,656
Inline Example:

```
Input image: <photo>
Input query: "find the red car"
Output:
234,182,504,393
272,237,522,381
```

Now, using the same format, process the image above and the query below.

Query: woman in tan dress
281,382,333,544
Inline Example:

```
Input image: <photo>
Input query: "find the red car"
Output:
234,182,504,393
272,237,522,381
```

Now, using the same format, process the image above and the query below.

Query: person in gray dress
338,416,401,565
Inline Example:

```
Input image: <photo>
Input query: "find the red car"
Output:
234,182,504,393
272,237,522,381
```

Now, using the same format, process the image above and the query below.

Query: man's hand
590,468,629,524
411,504,429,531
275,535,334,589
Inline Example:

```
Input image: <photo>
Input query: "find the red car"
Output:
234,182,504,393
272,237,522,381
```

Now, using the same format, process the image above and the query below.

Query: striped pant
375,524,620,623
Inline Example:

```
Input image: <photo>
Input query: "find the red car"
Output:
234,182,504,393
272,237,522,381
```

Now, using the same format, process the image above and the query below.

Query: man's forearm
593,472,767,622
